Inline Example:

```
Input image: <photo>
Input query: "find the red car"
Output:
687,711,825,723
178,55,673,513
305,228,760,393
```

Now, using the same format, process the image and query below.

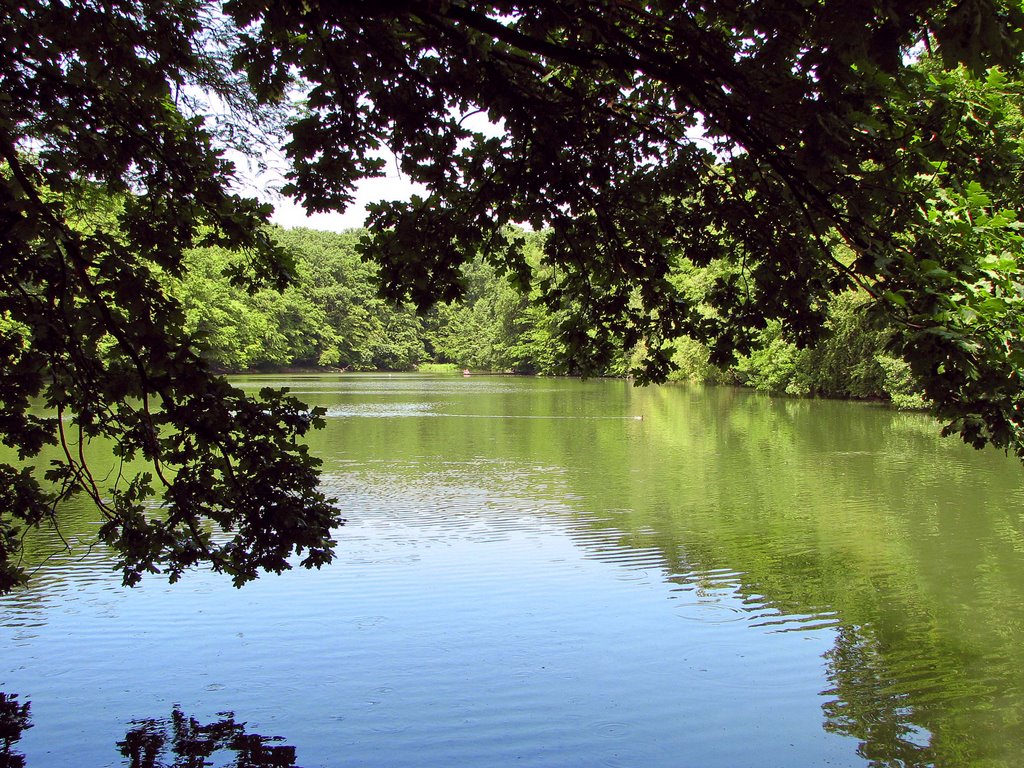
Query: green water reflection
286,375,1024,767
8,374,1024,766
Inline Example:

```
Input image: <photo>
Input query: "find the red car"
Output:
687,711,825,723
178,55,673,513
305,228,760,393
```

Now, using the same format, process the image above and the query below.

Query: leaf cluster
0,0,339,593
226,1,1024,450
5,0,1024,592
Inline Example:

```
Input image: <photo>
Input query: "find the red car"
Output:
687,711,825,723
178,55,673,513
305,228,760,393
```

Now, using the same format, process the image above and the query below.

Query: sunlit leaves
225,2,1024,412
0,0,340,593
6,0,1024,593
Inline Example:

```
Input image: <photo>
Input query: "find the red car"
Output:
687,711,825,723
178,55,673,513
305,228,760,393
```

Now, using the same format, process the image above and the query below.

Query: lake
2,374,1024,767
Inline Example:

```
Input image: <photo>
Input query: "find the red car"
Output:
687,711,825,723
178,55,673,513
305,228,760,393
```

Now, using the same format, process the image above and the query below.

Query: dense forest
170,53,1024,412
177,225,927,408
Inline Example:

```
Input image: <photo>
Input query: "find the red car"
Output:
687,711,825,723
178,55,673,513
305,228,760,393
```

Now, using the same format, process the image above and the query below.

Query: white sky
267,172,427,232
246,111,499,232
226,142,427,232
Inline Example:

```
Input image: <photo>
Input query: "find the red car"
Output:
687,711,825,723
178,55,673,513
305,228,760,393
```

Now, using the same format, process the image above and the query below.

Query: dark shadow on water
0,693,31,768
0,694,300,768
118,707,299,768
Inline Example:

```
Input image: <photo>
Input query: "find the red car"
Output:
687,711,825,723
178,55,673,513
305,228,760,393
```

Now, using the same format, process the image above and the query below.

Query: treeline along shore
179,225,926,409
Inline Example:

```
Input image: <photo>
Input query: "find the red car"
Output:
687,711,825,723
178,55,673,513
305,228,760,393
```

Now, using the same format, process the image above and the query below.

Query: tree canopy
2,0,1024,591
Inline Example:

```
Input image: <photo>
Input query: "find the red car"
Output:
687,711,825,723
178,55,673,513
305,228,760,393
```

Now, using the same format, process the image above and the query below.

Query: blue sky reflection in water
3,374,1024,767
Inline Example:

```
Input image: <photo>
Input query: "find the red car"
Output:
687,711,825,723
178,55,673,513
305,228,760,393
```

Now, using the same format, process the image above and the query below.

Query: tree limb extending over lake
2,0,1023,591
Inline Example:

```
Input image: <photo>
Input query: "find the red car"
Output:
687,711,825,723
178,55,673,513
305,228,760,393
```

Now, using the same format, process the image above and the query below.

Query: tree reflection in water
0,693,31,768
118,707,299,767
0,694,299,768
822,625,935,767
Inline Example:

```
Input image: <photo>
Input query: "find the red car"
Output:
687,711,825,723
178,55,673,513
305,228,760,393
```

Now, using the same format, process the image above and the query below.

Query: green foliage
798,293,890,400
0,0,339,593
416,362,459,373
232,1,1024,387
668,337,722,385
173,228,428,372
876,356,930,410
168,223,631,380
5,0,1024,592
419,231,579,375
671,289,932,408
734,322,809,396
202,231,935,420
894,180,1024,447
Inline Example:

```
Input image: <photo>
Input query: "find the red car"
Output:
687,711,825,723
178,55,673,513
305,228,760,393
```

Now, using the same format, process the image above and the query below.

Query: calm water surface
2,374,1024,767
